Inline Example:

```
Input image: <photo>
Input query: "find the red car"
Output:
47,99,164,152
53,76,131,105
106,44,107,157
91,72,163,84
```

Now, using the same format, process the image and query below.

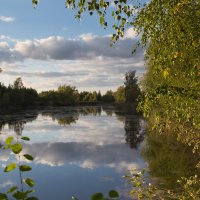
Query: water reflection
142,132,200,188
0,106,144,149
0,106,146,200
22,142,144,171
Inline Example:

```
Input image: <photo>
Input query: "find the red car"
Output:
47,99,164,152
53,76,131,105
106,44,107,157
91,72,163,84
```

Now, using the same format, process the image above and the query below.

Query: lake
0,106,147,200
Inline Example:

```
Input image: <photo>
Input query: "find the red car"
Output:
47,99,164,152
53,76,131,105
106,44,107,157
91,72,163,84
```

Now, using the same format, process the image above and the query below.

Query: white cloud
0,33,145,91
11,35,142,61
79,33,95,42
0,42,9,49
124,28,138,39
0,16,15,23
0,180,15,188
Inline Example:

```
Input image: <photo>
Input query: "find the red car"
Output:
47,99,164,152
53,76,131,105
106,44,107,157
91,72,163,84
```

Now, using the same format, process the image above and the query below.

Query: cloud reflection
0,107,146,173
22,141,146,172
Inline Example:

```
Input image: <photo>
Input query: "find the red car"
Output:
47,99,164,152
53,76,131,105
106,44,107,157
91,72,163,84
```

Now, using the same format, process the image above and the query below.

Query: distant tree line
0,71,140,108
0,78,38,107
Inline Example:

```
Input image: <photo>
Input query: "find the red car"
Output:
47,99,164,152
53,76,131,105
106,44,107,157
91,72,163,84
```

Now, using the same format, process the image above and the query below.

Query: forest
0,71,140,107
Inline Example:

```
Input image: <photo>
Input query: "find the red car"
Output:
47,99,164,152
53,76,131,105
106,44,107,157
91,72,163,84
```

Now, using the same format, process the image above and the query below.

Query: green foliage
24,178,35,188
23,154,34,161
124,71,141,103
102,90,115,103
5,136,14,145
0,78,38,107
21,137,30,141
124,169,200,200
114,86,125,103
108,190,119,198
0,72,138,107
91,193,104,200
4,163,17,172
63,0,140,44
0,193,8,200
7,186,18,194
174,175,200,200
136,0,200,159
12,143,22,154
91,190,119,200
25,197,39,200
19,165,32,172
2,135,37,200
39,85,79,106
114,71,141,103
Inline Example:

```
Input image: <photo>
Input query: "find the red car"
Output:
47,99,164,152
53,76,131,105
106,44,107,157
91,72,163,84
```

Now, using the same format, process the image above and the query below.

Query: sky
0,0,145,93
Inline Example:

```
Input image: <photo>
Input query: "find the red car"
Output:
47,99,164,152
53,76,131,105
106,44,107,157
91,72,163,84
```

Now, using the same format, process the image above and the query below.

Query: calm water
0,106,146,200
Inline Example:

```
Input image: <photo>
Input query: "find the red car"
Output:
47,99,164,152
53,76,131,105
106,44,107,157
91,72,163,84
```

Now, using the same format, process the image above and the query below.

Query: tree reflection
42,111,79,125
142,132,200,188
124,115,144,149
113,107,145,149
0,107,145,149
9,121,24,135
0,111,37,135
78,106,102,116
103,108,113,116
41,106,102,126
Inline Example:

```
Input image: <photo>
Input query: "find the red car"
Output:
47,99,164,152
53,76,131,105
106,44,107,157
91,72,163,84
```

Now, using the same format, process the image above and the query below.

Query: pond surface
0,106,146,200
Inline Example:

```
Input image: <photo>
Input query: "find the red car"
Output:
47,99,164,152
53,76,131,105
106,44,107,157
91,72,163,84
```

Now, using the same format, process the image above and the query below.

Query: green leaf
0,193,8,200
108,190,119,198
19,165,32,172
25,197,39,200
21,136,30,141
7,186,18,194
25,190,35,195
5,137,14,145
12,143,22,154
72,196,78,200
23,154,34,161
24,178,35,187
4,163,16,172
91,193,104,200
100,16,104,26
3,145,11,150
32,0,38,6
13,191,27,199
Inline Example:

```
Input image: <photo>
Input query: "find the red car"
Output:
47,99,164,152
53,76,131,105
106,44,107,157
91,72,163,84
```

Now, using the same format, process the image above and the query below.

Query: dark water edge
0,102,138,113
0,103,140,123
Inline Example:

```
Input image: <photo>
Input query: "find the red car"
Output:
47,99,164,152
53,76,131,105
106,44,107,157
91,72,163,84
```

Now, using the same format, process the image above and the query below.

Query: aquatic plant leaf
108,190,119,198
4,163,16,172
26,197,39,200
91,193,104,200
21,137,30,141
0,193,8,200
12,143,22,154
12,191,27,199
7,186,18,194
23,154,34,161
20,165,32,172
5,137,14,145
25,178,35,187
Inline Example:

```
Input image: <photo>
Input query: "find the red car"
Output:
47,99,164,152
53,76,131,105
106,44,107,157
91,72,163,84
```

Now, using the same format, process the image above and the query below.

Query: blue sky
0,0,145,92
